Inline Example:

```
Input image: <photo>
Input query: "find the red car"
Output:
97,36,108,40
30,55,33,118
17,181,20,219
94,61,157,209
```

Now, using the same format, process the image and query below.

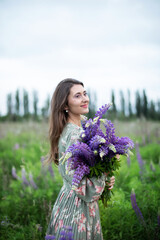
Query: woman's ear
64,106,69,112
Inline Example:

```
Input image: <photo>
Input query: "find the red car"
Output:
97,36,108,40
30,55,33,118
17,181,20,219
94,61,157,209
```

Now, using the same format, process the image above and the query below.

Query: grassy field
0,120,160,240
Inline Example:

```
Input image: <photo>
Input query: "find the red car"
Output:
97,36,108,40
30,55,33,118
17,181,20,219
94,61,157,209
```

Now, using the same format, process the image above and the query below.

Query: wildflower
48,164,54,177
59,226,74,240
21,167,30,186
14,143,20,150
29,172,38,189
95,103,112,118
108,143,116,153
45,235,56,239
81,133,86,138
12,166,20,180
135,143,145,175
41,156,45,163
60,103,134,205
130,189,145,225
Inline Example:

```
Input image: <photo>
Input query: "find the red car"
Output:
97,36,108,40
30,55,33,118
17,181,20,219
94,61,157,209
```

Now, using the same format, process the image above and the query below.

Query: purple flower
135,143,145,175
95,103,112,118
29,172,38,189
59,226,74,240
130,190,145,225
89,135,106,151
72,163,90,188
45,235,56,240
60,103,134,200
12,166,20,180
14,143,20,150
48,164,54,177
66,142,95,167
41,156,45,163
21,167,30,186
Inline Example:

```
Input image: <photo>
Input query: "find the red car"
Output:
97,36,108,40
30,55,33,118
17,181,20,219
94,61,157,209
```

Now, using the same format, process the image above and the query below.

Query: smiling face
67,84,89,117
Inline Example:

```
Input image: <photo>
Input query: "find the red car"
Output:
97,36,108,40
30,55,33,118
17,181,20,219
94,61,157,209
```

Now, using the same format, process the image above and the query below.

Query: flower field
0,120,160,240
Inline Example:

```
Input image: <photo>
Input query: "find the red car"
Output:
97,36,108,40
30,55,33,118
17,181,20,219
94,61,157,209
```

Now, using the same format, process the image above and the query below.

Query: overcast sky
0,0,160,114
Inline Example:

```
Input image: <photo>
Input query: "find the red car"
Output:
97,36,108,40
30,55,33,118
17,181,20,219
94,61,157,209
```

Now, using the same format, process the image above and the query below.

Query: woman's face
67,84,89,116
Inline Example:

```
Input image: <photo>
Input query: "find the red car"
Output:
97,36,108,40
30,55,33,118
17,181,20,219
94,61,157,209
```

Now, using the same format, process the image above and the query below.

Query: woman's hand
107,176,115,190
104,172,115,190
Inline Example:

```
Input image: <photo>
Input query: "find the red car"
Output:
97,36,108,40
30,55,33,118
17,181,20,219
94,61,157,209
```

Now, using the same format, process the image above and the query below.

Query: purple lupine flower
72,163,90,188
95,103,112,118
99,145,109,159
135,143,145,175
29,172,38,189
41,156,45,163
66,142,95,167
21,167,30,186
59,226,74,240
60,103,134,199
130,190,145,225
14,143,20,150
89,135,106,151
45,235,56,240
12,166,20,180
102,119,116,144
48,164,54,177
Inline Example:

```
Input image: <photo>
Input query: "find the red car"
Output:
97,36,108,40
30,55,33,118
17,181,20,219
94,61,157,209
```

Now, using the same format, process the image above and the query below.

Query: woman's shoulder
63,123,82,137
59,123,82,151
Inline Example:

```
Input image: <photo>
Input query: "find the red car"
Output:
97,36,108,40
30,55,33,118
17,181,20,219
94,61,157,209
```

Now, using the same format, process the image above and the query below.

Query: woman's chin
82,108,89,114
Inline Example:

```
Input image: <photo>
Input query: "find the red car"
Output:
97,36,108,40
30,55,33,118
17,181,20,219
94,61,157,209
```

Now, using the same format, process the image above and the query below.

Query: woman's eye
75,95,80,98
84,92,87,96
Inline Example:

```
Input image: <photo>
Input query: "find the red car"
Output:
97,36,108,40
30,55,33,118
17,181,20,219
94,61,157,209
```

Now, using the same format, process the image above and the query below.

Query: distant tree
15,89,20,116
135,90,141,118
41,95,50,119
157,100,160,120
86,89,97,119
33,91,39,119
23,89,29,118
127,89,132,117
120,90,125,117
111,90,117,115
7,93,13,119
142,89,148,118
149,100,156,120
108,90,117,119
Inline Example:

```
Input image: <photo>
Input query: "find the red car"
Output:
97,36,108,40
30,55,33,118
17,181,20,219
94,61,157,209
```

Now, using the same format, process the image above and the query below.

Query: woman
46,78,115,239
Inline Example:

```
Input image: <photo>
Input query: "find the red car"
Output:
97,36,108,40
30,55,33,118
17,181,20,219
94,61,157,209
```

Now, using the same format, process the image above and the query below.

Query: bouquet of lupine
61,103,134,207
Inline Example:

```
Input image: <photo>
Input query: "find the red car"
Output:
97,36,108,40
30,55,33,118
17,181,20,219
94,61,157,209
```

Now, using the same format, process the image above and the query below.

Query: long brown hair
46,78,84,165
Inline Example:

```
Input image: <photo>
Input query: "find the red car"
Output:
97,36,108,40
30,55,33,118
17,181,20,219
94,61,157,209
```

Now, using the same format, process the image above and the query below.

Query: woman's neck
68,116,81,127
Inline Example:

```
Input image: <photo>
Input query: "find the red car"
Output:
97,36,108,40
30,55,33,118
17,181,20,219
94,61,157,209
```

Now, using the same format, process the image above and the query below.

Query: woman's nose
82,95,89,102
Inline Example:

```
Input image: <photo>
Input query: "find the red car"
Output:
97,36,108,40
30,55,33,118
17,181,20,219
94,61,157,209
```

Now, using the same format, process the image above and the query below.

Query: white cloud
0,0,160,114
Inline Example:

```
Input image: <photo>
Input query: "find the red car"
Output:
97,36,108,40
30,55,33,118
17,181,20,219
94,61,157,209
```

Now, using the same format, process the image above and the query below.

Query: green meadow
0,120,160,240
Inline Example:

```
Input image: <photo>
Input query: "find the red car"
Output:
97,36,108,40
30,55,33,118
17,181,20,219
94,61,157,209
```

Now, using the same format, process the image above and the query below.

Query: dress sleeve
59,126,107,203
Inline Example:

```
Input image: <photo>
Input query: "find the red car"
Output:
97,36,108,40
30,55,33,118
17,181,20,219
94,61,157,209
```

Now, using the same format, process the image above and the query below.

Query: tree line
0,88,160,121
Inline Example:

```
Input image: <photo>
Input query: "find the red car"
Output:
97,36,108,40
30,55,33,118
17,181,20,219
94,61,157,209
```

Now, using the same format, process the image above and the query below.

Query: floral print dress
47,123,106,240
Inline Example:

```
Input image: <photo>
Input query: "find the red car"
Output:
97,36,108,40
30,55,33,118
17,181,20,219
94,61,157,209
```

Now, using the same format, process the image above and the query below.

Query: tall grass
0,120,160,239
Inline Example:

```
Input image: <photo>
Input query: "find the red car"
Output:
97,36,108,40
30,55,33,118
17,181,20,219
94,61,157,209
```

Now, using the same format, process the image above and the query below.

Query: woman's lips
81,105,88,108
